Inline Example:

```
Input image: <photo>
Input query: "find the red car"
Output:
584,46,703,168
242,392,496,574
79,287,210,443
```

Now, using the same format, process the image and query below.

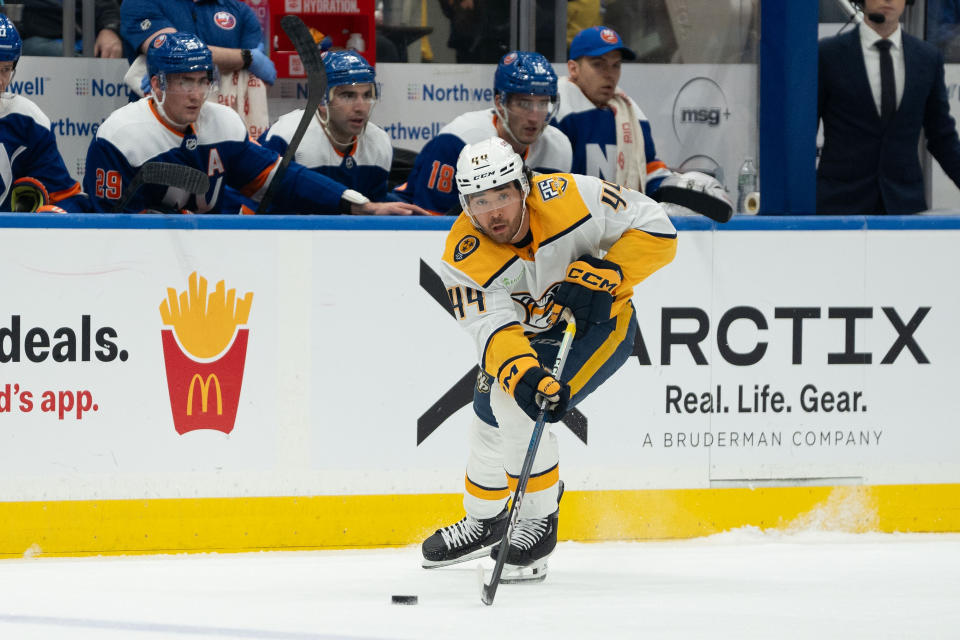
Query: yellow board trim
1,483,959,558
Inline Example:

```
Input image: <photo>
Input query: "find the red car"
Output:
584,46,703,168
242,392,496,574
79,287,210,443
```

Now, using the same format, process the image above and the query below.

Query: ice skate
422,507,508,568
490,506,558,568
499,557,550,583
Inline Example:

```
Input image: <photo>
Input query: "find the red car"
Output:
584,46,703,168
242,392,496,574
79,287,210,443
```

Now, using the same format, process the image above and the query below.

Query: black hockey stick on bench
481,309,577,606
254,15,328,215
112,162,210,213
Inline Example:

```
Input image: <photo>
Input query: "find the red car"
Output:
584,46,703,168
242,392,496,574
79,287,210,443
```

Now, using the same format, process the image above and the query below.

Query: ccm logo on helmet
567,267,617,292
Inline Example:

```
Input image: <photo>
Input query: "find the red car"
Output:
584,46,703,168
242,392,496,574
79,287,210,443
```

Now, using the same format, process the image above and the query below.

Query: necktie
876,39,895,125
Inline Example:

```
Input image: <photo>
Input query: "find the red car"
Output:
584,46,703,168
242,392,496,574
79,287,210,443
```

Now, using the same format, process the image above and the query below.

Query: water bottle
737,157,758,215
346,32,366,53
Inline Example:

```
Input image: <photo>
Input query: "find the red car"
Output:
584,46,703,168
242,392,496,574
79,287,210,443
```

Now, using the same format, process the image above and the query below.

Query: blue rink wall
0,213,958,558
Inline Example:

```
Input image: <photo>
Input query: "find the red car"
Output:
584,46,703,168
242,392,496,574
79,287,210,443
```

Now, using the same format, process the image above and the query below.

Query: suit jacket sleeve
923,48,960,188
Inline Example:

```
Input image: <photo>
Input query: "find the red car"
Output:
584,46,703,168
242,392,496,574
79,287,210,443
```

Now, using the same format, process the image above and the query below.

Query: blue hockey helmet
0,14,22,63
321,49,379,104
494,51,557,98
147,32,215,79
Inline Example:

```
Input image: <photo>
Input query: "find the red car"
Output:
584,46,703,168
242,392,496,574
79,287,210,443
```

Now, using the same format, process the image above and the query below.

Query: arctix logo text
643,306,930,366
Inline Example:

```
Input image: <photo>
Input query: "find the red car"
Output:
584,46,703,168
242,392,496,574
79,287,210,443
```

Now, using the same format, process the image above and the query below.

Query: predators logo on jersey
536,175,567,203
512,284,564,330
454,235,480,262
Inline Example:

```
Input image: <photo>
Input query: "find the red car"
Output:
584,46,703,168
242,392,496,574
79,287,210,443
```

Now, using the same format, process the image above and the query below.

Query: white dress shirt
859,22,906,117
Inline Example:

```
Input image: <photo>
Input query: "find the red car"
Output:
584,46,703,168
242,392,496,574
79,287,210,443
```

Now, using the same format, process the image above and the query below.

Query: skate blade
499,560,548,584
421,545,495,569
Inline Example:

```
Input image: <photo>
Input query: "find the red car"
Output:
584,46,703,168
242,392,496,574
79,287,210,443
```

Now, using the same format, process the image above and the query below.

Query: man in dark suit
818,0,960,214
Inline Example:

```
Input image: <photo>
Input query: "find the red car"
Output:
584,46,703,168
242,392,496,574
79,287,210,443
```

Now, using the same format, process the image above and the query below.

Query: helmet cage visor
322,81,381,107
157,68,220,98
461,183,525,217
503,93,560,122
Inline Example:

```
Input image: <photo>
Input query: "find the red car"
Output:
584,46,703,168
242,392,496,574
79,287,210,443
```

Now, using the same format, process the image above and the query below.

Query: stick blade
112,162,210,212
480,583,495,606
139,162,210,195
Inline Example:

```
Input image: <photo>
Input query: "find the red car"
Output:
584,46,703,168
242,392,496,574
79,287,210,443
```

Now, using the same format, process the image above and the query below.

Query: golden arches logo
186,373,223,416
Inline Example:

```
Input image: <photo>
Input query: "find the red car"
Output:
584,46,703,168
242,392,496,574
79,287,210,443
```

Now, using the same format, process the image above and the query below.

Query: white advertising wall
0,218,957,507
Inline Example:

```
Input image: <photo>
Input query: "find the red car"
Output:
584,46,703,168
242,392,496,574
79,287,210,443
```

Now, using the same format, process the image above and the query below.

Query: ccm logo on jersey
566,265,617,292
454,235,479,262
537,176,567,202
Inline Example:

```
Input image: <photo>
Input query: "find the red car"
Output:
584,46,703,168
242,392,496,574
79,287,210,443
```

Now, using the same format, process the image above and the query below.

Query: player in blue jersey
84,32,425,215
121,0,276,85
0,15,88,213
393,51,572,215
555,26,732,221
260,50,392,202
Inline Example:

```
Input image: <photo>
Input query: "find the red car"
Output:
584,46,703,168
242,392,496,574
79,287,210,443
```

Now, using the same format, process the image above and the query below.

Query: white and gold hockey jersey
441,173,677,390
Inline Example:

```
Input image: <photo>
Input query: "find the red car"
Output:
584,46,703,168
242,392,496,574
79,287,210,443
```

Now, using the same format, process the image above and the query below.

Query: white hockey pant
490,383,560,520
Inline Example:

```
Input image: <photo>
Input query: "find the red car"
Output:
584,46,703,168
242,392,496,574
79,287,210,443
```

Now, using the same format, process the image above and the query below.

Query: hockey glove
513,367,570,423
553,254,622,331
10,177,50,212
655,171,733,223
249,45,277,85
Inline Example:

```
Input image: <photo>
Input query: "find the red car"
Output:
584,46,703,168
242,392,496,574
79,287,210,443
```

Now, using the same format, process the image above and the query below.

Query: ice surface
1,529,958,639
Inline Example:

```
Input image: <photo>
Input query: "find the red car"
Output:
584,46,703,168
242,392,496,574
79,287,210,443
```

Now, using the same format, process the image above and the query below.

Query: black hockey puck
391,594,418,605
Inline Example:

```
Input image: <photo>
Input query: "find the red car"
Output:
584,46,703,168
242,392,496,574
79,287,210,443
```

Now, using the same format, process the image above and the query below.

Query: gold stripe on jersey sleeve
605,228,678,315
442,214,519,288
482,323,539,393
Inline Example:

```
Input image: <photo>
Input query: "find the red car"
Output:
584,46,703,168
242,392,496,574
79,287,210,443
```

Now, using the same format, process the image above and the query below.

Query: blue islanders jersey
85,98,348,214
553,77,671,194
393,108,573,215
261,112,392,202
121,0,263,54
0,95,86,212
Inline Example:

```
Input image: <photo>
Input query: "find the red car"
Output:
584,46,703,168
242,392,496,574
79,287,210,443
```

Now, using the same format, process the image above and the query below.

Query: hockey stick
481,309,577,606
254,15,328,215
112,162,210,213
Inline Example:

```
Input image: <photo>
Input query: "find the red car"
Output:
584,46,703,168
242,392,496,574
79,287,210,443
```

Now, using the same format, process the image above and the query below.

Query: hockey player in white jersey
0,14,88,213
85,32,423,215
422,137,676,579
393,51,572,214
555,26,732,222
260,50,392,202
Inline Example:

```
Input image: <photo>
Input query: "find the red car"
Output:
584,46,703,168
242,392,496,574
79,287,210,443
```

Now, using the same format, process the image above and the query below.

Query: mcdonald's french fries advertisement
0,224,959,509
160,272,253,436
